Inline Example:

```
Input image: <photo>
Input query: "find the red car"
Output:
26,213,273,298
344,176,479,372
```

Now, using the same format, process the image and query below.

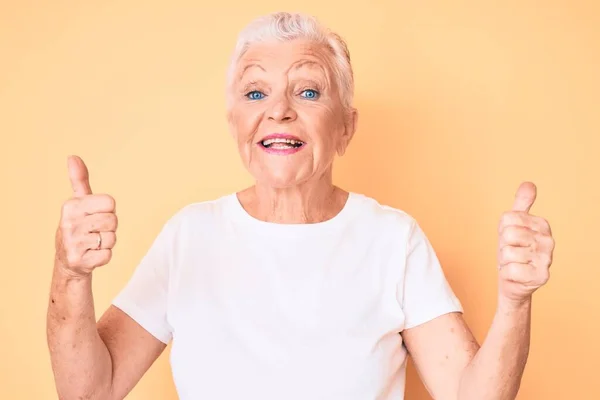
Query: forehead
235,39,335,79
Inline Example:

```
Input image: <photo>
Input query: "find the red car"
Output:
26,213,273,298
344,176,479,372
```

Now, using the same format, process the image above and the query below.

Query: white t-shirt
112,192,462,399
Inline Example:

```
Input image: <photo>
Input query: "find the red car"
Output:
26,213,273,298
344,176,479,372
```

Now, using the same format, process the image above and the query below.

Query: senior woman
47,12,555,400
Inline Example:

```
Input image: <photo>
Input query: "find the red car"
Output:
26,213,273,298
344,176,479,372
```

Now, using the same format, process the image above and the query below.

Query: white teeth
262,138,303,146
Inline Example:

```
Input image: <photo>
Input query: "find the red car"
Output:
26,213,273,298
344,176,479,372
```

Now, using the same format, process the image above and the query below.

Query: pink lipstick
258,133,306,155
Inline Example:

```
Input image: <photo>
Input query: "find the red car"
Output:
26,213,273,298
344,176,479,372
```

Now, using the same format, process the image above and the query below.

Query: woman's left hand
497,182,555,306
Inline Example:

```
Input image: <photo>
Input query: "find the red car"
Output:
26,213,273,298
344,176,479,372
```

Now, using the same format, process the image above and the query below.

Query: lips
257,133,306,156
258,134,305,149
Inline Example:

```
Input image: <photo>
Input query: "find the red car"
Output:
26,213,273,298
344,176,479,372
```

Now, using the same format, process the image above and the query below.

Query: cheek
231,106,263,145
301,104,344,150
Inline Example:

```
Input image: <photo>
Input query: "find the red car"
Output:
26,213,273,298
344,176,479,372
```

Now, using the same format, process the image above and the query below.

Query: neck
237,170,348,224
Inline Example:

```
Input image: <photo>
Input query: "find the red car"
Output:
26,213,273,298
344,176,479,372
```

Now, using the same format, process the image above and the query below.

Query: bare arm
96,305,167,400
47,263,166,400
403,182,554,399
402,303,530,400
401,312,479,399
47,264,112,399
47,155,167,399
458,298,531,399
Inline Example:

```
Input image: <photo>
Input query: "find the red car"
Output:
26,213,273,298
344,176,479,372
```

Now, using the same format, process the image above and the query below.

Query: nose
267,94,297,123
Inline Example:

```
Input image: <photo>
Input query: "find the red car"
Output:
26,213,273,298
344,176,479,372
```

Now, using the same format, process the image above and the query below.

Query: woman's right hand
55,155,118,279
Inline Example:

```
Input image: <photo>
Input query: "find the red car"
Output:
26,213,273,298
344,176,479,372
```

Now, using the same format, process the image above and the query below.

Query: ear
337,107,358,156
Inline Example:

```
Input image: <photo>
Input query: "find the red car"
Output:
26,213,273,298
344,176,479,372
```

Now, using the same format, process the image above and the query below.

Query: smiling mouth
260,138,305,149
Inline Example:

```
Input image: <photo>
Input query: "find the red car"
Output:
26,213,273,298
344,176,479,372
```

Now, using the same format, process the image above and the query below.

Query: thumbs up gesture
497,182,555,304
55,156,118,278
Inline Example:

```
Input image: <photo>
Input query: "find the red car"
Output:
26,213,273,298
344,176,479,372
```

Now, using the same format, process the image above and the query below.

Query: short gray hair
226,12,355,111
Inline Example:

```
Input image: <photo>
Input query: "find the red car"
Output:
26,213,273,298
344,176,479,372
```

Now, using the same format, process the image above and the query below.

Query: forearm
46,262,113,399
458,296,532,400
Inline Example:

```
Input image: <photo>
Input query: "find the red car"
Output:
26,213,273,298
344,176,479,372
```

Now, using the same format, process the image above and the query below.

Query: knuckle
499,246,513,265
505,263,519,275
59,218,75,233
103,232,116,248
61,199,78,216
540,252,553,267
102,194,116,211
501,263,520,280
65,251,81,267
536,216,552,234
539,269,550,284
499,211,523,231
540,217,550,230
499,212,512,230
501,245,513,259
536,234,554,249
502,226,517,241
498,247,506,263
109,213,118,230
98,250,112,266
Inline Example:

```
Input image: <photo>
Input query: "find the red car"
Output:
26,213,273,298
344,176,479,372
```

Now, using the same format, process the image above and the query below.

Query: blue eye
246,91,265,100
300,89,319,100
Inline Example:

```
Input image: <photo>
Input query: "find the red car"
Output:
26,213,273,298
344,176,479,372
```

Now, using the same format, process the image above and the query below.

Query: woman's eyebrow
239,63,266,81
293,60,326,73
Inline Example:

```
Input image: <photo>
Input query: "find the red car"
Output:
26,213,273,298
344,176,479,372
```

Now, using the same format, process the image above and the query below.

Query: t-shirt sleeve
111,218,175,344
398,219,463,330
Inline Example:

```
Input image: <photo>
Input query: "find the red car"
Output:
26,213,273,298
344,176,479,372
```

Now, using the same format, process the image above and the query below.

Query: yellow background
1,1,598,399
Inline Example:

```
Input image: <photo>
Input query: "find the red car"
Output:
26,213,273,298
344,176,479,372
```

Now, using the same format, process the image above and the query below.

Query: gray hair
226,12,355,112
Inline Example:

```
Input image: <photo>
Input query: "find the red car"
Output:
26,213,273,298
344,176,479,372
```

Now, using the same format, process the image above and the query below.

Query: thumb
67,155,92,197
512,181,537,213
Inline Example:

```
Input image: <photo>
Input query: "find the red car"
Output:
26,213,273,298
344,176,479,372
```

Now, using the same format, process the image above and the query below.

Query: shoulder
350,192,420,237
157,193,235,236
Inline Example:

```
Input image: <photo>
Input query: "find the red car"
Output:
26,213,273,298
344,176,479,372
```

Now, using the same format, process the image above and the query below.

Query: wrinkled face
227,39,356,189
